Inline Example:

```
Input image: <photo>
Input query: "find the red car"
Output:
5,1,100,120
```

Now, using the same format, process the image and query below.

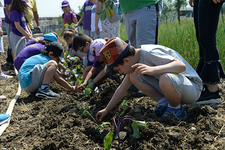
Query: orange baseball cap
99,37,130,72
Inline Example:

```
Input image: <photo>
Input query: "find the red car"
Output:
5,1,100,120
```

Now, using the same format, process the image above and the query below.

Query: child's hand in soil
96,108,108,122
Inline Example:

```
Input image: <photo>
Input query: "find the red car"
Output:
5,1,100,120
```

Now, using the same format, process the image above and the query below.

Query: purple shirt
62,11,76,25
82,0,93,30
0,18,2,27
10,10,26,37
14,43,46,71
4,0,12,24
26,37,44,46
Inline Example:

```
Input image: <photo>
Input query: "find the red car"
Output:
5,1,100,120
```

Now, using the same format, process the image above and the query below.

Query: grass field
57,18,225,69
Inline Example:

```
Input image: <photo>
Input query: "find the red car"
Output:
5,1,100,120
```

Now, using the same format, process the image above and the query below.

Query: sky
0,0,85,18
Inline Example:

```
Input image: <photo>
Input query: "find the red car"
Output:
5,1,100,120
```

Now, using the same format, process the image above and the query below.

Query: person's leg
5,23,13,64
0,37,13,80
35,60,60,99
130,72,167,117
42,60,58,85
197,0,225,89
129,72,164,101
122,13,137,48
136,1,162,47
158,73,202,120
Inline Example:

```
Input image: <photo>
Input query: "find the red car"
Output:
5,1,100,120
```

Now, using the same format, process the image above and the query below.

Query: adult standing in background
95,0,120,39
75,0,93,37
189,0,225,104
2,0,13,69
120,0,163,48
25,0,41,34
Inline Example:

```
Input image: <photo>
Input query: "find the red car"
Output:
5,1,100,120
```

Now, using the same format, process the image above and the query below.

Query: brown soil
1,36,225,150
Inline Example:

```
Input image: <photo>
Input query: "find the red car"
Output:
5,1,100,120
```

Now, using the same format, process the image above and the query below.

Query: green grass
158,18,225,69
119,18,225,69
58,19,224,69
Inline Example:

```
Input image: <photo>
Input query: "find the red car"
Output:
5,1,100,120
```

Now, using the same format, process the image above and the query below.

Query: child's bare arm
53,71,77,92
14,22,31,39
132,59,186,76
83,65,93,80
92,65,107,85
96,74,132,121
83,66,98,85
61,20,66,36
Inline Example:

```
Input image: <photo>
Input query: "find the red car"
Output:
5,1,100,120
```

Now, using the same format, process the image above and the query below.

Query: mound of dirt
1,36,225,149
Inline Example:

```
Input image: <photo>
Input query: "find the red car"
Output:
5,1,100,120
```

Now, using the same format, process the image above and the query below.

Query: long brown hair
10,0,28,14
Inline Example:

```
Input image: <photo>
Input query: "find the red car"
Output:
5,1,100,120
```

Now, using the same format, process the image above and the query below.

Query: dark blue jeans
193,0,225,84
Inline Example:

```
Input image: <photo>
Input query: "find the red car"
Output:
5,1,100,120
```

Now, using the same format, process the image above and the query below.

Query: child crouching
96,37,203,121
18,42,76,99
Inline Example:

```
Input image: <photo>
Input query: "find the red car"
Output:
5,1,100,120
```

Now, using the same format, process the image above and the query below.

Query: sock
41,84,49,89
168,103,181,109
156,97,168,107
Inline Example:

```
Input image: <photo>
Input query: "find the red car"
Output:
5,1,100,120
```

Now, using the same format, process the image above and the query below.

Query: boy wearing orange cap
96,37,203,121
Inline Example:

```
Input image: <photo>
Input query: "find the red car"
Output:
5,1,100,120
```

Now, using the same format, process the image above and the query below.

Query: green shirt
119,0,162,13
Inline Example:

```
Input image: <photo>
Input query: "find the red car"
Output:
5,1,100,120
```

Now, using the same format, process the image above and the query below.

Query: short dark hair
41,49,59,58
38,39,52,47
63,29,77,40
114,46,136,67
72,33,92,51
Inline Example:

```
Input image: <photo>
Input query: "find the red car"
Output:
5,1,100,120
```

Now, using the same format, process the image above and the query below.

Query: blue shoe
161,107,187,121
152,105,167,117
0,114,10,125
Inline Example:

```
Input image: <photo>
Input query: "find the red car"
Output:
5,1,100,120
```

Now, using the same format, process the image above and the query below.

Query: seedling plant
63,51,97,106
96,100,147,150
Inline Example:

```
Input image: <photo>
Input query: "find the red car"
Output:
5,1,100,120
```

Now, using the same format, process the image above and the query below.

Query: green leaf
88,79,94,88
121,100,128,116
76,65,81,69
64,23,70,27
100,9,107,21
83,88,92,95
131,122,140,139
133,120,147,128
104,131,114,150
96,122,112,132
75,80,81,86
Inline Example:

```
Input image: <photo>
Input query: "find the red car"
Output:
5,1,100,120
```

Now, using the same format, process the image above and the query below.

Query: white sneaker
2,71,9,75
0,95,6,100
0,73,13,80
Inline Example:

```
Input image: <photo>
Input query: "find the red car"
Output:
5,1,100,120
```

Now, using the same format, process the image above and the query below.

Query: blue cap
44,33,58,42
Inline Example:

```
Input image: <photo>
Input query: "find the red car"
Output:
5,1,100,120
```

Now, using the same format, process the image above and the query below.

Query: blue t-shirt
18,54,51,88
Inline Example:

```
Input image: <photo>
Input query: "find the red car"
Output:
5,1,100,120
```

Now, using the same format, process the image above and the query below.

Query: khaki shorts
139,73,203,104
23,64,48,94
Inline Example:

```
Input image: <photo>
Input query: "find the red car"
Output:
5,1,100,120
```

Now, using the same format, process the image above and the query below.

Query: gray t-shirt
138,44,202,84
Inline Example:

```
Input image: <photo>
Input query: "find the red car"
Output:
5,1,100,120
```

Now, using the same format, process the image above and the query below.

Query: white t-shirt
139,44,202,84
91,4,102,32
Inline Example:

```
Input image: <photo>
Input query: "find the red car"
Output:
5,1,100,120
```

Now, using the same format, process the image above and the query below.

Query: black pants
6,46,13,64
193,0,225,84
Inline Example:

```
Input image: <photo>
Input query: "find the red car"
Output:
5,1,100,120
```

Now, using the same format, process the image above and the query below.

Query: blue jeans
193,0,225,84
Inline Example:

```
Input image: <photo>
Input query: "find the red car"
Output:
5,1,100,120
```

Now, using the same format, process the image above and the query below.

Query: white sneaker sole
196,98,221,105
0,117,10,125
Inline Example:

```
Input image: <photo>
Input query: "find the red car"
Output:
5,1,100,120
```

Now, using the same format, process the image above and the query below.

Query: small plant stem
92,89,97,108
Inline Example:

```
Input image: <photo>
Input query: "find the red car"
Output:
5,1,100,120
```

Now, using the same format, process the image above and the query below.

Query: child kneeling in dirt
96,37,203,121
18,42,77,99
